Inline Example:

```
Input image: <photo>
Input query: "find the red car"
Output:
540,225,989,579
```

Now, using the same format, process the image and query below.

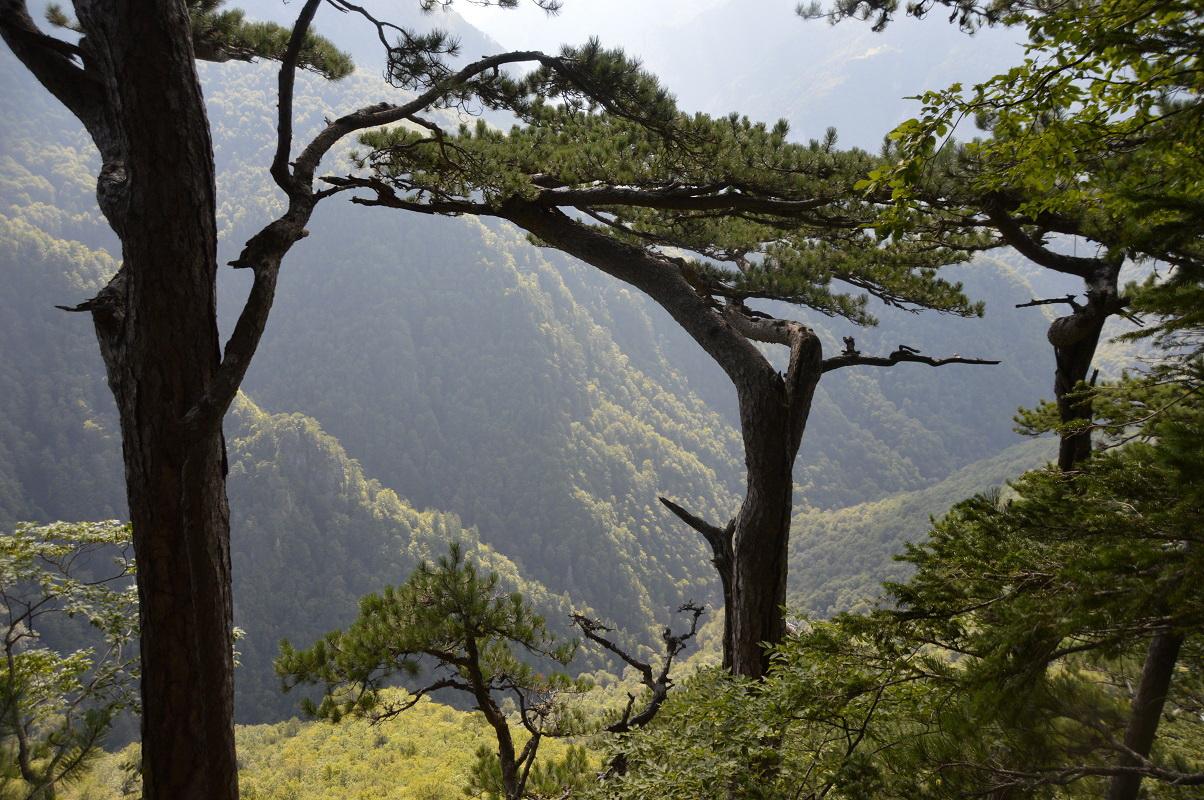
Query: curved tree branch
0,0,105,137
983,199,1108,279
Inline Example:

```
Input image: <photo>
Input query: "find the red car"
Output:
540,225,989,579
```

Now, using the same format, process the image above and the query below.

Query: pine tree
331,60,1000,677
275,543,586,800
0,1,672,794
801,5,1203,791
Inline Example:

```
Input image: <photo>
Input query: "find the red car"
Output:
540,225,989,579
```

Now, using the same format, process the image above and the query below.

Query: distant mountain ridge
2,26,1061,725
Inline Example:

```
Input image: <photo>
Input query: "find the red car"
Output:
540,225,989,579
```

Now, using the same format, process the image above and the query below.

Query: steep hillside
0,53,738,722
789,438,1057,616
3,32,1058,725
225,396,583,722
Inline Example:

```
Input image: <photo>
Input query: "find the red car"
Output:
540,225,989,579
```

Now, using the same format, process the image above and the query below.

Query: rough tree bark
1105,631,1186,800
1,1,608,791
0,2,242,796
1044,258,1123,471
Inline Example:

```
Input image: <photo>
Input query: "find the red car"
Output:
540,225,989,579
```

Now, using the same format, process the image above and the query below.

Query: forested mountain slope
2,34,1058,724
226,396,584,722
789,437,1055,616
0,176,580,724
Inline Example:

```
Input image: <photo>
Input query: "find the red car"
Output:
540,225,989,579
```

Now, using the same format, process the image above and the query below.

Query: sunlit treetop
334,41,991,327
805,1,1202,282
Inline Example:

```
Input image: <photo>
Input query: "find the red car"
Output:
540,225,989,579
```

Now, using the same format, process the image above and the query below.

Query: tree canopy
276,544,586,800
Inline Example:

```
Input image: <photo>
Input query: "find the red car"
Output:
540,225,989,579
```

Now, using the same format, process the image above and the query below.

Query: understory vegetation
2,0,1200,798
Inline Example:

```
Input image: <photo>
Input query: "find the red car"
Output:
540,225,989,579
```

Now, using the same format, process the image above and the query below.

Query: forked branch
571,602,705,734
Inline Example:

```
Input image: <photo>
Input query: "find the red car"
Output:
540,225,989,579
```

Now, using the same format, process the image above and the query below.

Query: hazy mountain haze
1,1,1062,727
457,0,1026,148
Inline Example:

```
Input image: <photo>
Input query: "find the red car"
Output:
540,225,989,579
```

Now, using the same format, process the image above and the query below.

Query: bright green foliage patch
1,521,137,800
63,694,592,800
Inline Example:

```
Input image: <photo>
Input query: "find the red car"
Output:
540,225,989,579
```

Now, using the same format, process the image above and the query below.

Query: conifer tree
600,363,1204,799
801,5,1202,792
600,6,1203,790
276,543,586,800
804,0,1202,469
0,1,672,794
326,74,999,677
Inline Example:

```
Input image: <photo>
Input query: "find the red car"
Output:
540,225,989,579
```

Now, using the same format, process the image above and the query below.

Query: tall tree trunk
70,2,238,797
727,395,795,677
1047,300,1107,471
5,7,563,795
725,330,821,678
1038,265,1181,800
1105,631,1185,800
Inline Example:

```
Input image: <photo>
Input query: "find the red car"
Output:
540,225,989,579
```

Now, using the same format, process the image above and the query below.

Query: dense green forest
0,43,1059,726
3,0,1198,797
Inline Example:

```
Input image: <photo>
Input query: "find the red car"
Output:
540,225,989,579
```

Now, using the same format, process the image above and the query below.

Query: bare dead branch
368,676,469,723
657,497,726,552
822,345,1001,373
572,603,705,735
1017,294,1082,310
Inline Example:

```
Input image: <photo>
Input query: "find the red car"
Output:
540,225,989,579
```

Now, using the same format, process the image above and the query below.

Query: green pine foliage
356,69,990,325
226,394,580,723
818,0,1202,279
607,387,1204,798
276,544,591,800
275,543,579,724
0,44,1058,726
46,0,354,79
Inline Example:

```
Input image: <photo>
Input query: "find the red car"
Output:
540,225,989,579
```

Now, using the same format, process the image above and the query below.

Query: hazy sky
457,0,1024,149
455,0,733,55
